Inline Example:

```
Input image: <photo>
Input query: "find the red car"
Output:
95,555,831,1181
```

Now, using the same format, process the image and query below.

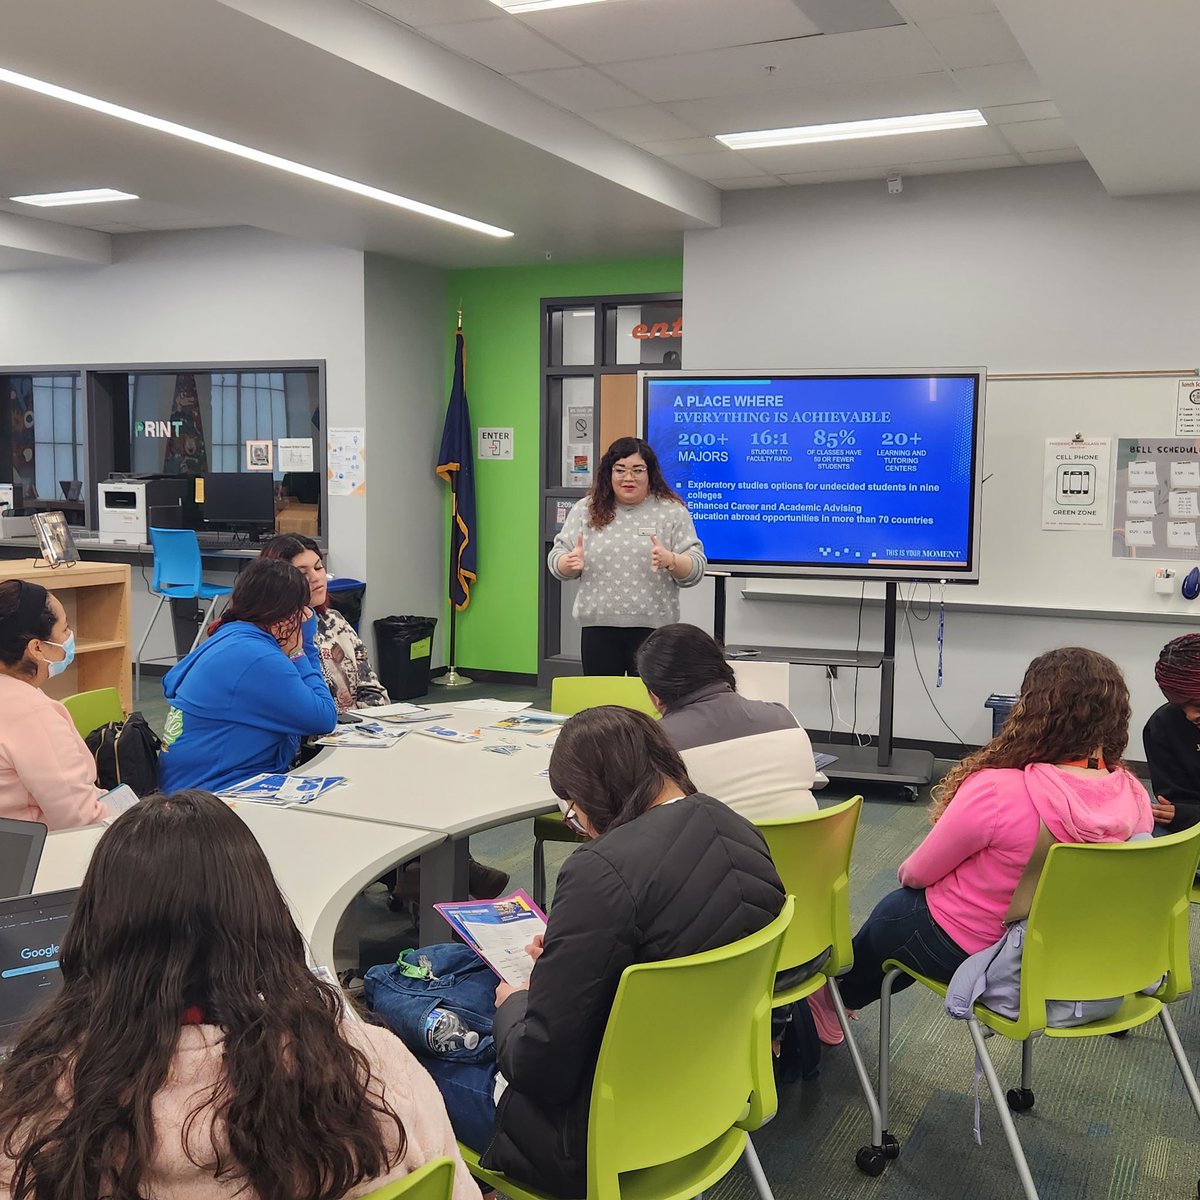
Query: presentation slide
643,373,982,578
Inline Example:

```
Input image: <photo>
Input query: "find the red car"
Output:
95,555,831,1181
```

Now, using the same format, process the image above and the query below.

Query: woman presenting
548,437,706,676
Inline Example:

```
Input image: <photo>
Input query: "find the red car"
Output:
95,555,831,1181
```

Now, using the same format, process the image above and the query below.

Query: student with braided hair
1143,633,1200,833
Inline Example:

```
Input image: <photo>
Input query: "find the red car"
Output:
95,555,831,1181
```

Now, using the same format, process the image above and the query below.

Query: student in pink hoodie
838,647,1153,1009
0,791,476,1200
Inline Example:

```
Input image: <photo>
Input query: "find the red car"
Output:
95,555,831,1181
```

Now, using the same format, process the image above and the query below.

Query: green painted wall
445,256,683,675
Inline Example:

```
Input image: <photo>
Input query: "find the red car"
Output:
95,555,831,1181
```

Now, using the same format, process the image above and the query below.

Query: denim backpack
364,942,497,1064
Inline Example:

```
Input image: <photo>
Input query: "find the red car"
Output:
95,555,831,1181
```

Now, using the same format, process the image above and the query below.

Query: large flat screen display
641,370,985,581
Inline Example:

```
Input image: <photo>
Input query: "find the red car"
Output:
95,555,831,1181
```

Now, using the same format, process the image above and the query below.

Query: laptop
0,819,47,901
0,889,78,1052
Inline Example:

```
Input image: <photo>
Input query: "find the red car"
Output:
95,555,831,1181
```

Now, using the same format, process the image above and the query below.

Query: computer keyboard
195,531,272,549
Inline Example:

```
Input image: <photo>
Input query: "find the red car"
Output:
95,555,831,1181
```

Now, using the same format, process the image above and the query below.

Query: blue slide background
644,375,979,571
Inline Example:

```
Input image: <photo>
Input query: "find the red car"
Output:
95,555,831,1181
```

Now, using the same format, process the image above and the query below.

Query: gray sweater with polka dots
548,496,706,628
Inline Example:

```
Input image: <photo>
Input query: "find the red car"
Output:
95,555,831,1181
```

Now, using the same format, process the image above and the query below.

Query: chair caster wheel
881,1131,900,1160
900,786,919,802
855,1146,887,1177
1006,1087,1035,1112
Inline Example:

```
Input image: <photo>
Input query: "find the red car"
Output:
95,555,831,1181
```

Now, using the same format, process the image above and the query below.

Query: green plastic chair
360,1156,456,1200
531,676,661,908
872,825,1200,1199
62,687,125,739
459,897,794,1200
755,797,883,1160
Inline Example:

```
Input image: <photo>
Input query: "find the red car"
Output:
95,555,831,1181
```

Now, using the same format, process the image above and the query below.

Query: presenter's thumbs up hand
559,533,585,577
650,534,675,573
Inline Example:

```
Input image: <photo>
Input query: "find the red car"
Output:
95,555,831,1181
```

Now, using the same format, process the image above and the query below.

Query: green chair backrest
61,687,125,739
1017,826,1200,1034
359,1156,456,1200
585,897,793,1200
550,675,660,718
756,796,862,978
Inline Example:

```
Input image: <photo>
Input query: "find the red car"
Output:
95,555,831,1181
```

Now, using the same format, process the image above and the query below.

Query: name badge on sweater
639,527,657,536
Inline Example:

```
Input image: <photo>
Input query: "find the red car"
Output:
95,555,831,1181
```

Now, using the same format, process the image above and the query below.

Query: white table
33,804,443,970
306,705,561,933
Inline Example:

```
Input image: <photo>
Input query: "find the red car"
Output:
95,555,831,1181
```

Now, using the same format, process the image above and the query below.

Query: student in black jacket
1144,634,1200,834
418,706,786,1198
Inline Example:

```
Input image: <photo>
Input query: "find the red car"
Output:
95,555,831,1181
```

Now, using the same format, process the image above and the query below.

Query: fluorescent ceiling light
717,109,988,150
490,0,624,12
11,187,139,207
0,66,514,239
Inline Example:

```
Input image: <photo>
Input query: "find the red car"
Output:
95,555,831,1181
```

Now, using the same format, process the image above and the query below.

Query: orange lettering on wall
632,317,683,340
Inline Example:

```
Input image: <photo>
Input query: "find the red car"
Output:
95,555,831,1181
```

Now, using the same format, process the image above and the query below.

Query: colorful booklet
221,773,346,804
490,711,566,734
312,722,407,748
417,725,481,744
435,890,548,987
376,710,452,725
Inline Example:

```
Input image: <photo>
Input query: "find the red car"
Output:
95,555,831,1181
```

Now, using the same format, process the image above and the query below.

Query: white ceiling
0,0,1195,270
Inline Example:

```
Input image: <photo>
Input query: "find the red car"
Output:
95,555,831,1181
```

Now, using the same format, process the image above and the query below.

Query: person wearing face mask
0,579,109,828
258,534,389,712
548,437,706,677
159,558,338,794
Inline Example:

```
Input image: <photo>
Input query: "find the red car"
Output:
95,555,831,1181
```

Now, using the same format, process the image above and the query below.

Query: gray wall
363,253,447,665
681,162,1200,756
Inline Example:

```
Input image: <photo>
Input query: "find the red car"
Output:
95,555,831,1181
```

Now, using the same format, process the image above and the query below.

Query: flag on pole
436,327,477,610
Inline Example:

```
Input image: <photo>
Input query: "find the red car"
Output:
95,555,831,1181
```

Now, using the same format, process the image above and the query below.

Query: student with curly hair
836,647,1153,1009
547,437,706,676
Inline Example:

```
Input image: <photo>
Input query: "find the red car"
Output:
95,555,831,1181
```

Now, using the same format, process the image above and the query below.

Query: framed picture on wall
245,440,274,471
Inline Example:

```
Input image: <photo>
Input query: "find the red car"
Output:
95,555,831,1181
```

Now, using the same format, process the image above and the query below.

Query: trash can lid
326,577,365,592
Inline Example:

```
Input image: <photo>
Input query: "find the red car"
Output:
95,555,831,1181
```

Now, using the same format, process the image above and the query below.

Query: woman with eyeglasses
548,436,706,676
373,706,784,1198
0,579,109,828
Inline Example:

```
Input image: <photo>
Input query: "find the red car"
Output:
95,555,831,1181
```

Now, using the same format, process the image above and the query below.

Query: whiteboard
744,374,1200,619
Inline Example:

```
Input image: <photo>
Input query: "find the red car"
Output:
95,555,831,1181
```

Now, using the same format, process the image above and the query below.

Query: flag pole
434,303,473,688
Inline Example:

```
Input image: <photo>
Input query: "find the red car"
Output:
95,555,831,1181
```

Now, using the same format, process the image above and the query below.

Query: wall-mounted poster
562,403,592,487
1113,437,1200,560
245,439,274,471
1042,437,1111,530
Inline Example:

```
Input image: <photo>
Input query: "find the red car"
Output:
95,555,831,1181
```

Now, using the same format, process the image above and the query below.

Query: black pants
580,626,653,676
836,886,970,1010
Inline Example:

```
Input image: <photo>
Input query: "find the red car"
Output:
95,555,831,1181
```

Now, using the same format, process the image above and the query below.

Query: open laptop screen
0,819,48,902
0,890,77,1046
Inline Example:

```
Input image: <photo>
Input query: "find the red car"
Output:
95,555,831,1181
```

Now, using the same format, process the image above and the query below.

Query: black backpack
86,713,162,798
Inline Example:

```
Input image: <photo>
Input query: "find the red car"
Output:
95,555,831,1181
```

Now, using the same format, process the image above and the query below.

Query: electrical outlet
826,665,838,680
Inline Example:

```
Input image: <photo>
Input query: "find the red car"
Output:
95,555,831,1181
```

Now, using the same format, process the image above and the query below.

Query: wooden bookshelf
0,559,132,711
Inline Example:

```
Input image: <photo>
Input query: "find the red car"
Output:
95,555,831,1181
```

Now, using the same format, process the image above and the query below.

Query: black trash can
374,615,437,701
984,692,1018,738
326,577,366,631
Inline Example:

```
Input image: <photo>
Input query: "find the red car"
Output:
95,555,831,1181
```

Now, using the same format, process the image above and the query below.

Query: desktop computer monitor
202,473,276,535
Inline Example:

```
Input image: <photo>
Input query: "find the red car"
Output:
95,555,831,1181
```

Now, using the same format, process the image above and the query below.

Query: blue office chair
134,528,233,699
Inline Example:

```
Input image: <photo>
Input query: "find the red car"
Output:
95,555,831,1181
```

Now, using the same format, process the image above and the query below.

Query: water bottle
423,1007,480,1054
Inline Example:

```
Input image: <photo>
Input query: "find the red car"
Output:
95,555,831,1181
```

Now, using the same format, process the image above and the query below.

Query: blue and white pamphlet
434,889,548,986
221,773,346,805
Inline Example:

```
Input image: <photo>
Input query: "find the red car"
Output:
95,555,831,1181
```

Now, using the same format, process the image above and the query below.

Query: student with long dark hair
258,535,389,712
837,647,1152,1010
0,580,108,828
0,790,474,1200
383,707,784,1197
638,622,820,820
159,559,337,794
548,437,706,676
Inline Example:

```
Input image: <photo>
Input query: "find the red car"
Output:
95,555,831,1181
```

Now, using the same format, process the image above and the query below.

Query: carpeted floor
136,678,1200,1199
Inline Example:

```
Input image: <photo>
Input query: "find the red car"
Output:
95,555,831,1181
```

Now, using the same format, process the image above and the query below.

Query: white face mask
40,631,75,678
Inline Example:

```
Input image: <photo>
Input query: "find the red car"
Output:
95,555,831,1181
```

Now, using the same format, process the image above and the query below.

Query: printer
98,476,192,543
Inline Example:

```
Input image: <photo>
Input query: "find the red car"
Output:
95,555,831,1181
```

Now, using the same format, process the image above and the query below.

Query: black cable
852,582,865,744
828,674,836,741
903,595,966,745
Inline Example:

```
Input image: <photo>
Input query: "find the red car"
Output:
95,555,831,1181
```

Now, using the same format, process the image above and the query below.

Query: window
24,375,83,502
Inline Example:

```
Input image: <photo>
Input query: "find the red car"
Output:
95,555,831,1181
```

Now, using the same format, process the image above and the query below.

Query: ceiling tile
740,122,1012,172
919,12,1025,68
583,104,700,143
665,73,966,135
662,149,771,181
603,25,945,104
422,18,579,73
712,176,787,189
509,66,647,110
996,117,1076,153
1019,148,1087,165
793,0,906,35
892,0,997,20
360,0,500,27
982,99,1059,122
640,136,726,157
777,152,1016,184
517,0,821,65
950,61,1049,107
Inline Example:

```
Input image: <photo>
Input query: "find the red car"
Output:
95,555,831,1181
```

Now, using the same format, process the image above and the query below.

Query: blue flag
436,330,477,610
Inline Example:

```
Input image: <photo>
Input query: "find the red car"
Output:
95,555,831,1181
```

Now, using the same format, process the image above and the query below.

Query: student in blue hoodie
159,558,338,793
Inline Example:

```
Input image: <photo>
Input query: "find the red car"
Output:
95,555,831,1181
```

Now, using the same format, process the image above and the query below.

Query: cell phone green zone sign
410,636,432,660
